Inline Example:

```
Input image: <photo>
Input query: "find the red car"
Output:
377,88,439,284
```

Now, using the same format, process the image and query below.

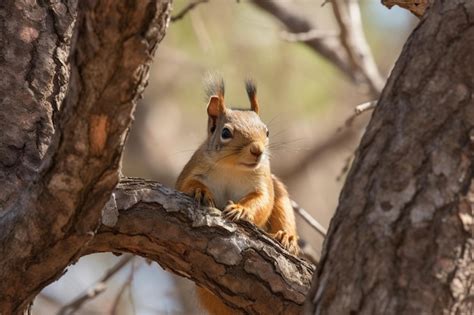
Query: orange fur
196,287,240,315
175,78,298,315
223,189,273,227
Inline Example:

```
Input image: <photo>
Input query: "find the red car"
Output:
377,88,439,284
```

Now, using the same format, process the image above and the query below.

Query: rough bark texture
306,1,474,314
0,1,172,312
89,178,314,315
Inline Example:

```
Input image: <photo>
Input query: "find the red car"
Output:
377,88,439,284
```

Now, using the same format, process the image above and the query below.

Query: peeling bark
306,1,474,314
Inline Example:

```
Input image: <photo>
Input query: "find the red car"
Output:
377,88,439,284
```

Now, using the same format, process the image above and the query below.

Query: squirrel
175,76,299,315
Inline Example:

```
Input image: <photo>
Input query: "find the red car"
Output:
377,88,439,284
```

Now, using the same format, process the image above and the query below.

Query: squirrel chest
198,166,266,210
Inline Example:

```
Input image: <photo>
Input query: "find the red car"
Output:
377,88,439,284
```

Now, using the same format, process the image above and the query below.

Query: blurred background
33,0,416,314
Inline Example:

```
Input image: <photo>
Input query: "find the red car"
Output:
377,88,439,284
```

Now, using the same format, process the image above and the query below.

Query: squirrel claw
272,230,299,255
193,188,215,208
222,202,254,222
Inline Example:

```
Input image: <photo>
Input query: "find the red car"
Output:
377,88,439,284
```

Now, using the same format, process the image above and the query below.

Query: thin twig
292,200,327,237
321,0,331,7
355,100,378,114
171,0,209,22
280,29,339,42
339,100,378,131
57,255,134,315
110,259,139,315
331,0,384,96
251,0,356,82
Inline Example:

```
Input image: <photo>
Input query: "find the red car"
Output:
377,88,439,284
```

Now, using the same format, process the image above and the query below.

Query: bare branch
86,178,315,315
332,0,385,96
252,0,385,97
280,29,339,42
110,259,139,315
355,100,378,114
339,100,378,131
251,0,356,82
321,0,331,7
171,0,209,22
57,255,134,315
292,201,327,237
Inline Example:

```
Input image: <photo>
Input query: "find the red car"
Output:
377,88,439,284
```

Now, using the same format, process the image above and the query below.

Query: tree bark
0,1,172,312
306,1,474,314
89,178,314,314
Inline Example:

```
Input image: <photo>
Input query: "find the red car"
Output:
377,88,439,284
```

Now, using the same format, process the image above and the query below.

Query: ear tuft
204,73,225,101
245,78,259,114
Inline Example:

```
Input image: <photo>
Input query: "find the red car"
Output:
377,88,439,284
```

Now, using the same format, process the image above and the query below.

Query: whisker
265,113,284,128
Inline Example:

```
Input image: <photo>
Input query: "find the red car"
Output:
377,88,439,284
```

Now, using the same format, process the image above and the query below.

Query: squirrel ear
249,95,259,114
207,95,225,118
245,79,259,114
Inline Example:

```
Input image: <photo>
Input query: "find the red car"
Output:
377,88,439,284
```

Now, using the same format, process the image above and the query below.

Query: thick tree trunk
0,1,172,312
306,1,473,314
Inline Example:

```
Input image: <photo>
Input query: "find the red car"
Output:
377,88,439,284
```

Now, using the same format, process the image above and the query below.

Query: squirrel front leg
268,176,299,255
178,178,216,208
222,191,272,228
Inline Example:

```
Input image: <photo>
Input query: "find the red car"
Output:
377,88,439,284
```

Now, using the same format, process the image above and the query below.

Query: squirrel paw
272,230,299,255
222,201,254,222
193,187,215,208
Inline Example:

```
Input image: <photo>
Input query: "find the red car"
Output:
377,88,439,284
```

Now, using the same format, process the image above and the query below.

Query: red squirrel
175,76,298,315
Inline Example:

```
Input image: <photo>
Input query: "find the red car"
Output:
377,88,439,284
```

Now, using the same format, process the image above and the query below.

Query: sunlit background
33,1,416,314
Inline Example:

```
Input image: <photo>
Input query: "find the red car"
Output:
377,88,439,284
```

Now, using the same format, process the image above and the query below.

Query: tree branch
57,255,134,315
252,0,384,97
86,178,315,315
332,0,384,95
171,0,209,22
251,0,355,82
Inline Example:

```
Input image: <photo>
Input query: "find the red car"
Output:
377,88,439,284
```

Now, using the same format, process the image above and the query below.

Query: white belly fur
202,166,261,210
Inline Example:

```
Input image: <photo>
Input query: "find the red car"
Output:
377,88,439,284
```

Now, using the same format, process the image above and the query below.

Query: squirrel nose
250,143,263,158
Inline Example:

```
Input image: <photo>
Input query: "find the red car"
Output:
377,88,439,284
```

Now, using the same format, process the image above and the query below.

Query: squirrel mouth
240,162,259,168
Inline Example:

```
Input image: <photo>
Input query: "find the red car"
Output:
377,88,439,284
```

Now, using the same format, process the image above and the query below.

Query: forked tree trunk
305,1,473,314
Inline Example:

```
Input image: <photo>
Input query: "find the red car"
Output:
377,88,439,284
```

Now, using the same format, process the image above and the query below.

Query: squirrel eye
266,129,269,137
221,127,232,140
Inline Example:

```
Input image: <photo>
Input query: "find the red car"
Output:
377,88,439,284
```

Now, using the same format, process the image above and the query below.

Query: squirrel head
204,77,269,170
